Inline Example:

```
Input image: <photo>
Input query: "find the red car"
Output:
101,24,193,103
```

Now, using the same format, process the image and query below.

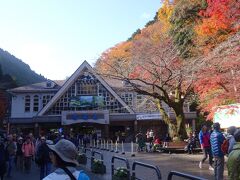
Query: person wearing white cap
43,139,89,180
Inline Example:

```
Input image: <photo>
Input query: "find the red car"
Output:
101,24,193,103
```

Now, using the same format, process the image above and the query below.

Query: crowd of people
0,132,90,180
135,124,240,180
0,124,240,180
199,123,240,180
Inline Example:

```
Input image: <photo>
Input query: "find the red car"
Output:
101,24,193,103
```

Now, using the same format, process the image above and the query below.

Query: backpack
78,170,89,180
221,139,229,155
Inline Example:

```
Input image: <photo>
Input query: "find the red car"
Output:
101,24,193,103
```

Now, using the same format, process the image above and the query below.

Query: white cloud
141,12,151,20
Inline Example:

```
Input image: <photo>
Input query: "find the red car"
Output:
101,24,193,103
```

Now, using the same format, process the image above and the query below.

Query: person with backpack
36,136,52,180
210,123,225,180
198,125,213,170
22,136,35,173
227,126,237,154
43,139,89,180
227,129,240,180
5,134,17,177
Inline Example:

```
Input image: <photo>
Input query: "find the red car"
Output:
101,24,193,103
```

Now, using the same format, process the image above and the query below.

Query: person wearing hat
227,129,240,180
210,122,225,180
43,139,89,180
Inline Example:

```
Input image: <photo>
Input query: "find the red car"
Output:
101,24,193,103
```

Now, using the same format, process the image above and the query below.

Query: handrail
132,161,162,180
111,156,130,180
84,148,92,160
91,150,104,165
167,171,208,180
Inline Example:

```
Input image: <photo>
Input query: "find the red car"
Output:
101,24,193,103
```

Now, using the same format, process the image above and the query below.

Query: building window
25,95,31,112
42,95,54,107
33,95,39,112
121,93,133,106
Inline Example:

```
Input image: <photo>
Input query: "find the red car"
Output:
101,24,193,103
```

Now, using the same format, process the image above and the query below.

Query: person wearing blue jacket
210,122,225,180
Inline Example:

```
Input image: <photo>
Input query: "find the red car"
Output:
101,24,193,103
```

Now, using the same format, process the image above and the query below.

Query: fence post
121,141,125,154
131,141,135,157
111,140,114,152
115,141,119,153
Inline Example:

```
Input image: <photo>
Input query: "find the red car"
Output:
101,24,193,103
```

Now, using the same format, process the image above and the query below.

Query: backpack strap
60,167,77,180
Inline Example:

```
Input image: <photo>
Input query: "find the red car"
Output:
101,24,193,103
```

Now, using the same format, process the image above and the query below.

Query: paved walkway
6,143,228,180
82,143,228,180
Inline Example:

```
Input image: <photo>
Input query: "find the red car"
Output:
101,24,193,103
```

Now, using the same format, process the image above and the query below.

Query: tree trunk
156,100,177,138
172,105,188,140
156,99,187,141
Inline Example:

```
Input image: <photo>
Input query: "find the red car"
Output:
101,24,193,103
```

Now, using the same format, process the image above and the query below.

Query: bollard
103,140,106,150
115,141,119,153
106,140,109,151
131,141,135,157
81,139,84,147
111,140,114,152
97,140,99,149
100,140,103,150
90,139,92,148
121,141,125,155
93,140,95,148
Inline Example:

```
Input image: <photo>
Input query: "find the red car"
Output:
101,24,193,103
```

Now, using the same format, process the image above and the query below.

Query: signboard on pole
213,104,240,128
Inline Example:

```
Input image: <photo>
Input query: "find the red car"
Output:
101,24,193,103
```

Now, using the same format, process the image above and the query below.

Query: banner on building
61,110,109,125
69,96,104,108
214,104,240,128
136,113,162,121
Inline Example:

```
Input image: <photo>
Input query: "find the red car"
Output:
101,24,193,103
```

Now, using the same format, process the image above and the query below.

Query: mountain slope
0,48,46,86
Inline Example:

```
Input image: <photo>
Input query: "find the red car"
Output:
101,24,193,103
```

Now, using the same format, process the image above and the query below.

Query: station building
8,61,196,140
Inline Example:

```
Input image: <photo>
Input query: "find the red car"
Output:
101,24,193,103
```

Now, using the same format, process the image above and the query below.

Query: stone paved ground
83,143,228,180
7,143,228,180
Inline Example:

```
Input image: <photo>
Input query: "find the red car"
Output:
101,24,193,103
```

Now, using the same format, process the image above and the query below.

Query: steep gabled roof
38,61,134,115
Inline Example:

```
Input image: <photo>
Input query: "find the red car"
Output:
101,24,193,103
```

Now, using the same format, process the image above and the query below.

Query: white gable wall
11,93,55,118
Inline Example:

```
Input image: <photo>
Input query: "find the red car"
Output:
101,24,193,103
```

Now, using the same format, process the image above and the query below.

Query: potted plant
112,167,129,180
91,159,106,174
77,153,87,165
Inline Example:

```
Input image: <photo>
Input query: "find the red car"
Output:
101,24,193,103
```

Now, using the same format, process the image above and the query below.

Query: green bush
91,159,106,174
77,153,87,165
112,167,129,180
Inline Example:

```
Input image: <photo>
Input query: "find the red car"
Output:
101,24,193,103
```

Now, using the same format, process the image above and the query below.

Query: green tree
169,0,207,58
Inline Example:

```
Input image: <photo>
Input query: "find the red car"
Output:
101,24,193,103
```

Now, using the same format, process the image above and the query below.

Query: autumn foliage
195,0,240,50
96,0,240,125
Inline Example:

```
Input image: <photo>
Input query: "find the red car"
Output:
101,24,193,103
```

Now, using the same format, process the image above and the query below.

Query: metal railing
111,156,130,180
132,161,162,180
91,150,104,164
167,171,208,180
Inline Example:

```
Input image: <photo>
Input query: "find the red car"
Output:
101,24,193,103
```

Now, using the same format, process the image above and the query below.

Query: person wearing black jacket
0,138,7,180
36,137,52,180
16,137,24,171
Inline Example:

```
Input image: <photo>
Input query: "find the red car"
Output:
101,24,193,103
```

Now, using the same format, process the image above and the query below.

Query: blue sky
0,0,161,80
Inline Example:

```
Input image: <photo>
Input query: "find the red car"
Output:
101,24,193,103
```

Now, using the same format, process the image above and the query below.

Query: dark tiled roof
8,74,145,94
8,80,65,93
